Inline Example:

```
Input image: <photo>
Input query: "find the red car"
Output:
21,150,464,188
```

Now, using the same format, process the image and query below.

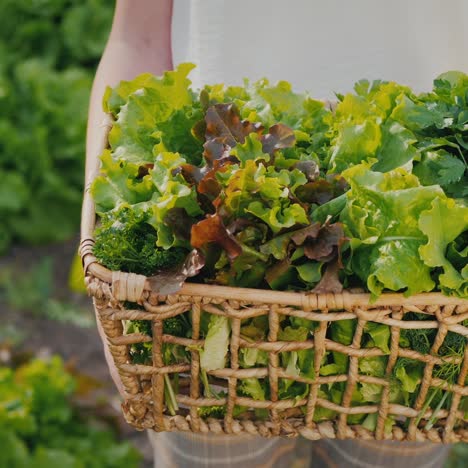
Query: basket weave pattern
80,247,468,443
81,116,468,443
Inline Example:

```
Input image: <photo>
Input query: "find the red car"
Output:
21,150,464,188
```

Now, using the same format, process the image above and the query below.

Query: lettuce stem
424,390,449,430
164,374,179,416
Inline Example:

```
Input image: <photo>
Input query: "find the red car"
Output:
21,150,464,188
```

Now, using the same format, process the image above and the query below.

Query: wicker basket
80,118,468,444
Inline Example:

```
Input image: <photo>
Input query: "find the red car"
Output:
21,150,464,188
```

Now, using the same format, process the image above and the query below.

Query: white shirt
172,0,468,98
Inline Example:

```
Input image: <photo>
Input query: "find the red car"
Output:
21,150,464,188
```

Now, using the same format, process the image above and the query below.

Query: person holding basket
86,1,468,466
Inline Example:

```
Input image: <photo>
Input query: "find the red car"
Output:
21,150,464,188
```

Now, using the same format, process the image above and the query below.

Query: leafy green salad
92,64,467,299
92,64,467,428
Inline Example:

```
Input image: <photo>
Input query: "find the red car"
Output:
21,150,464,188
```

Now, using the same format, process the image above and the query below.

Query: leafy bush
0,257,94,328
0,355,140,467
446,443,468,468
0,0,113,253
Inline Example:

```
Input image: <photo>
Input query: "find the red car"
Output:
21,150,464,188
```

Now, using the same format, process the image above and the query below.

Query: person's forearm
85,0,173,397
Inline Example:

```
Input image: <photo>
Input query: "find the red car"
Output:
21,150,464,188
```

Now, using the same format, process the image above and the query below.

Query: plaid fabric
311,439,451,468
148,431,451,468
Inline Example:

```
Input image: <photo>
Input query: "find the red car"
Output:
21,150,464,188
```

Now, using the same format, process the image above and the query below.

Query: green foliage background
0,2,138,462
0,0,113,253
0,356,140,467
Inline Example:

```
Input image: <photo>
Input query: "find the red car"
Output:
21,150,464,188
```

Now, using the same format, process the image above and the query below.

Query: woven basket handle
79,115,113,274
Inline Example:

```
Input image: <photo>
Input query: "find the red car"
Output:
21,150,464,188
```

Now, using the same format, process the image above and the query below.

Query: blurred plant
445,443,468,468
68,252,88,294
0,324,26,349
0,354,141,467
0,0,113,253
0,257,94,328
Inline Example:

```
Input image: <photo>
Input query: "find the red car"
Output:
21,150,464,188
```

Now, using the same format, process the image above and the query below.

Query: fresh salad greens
0,356,140,468
93,65,467,428
93,64,467,299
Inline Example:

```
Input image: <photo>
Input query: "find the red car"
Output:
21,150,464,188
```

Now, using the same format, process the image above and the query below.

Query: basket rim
81,249,468,308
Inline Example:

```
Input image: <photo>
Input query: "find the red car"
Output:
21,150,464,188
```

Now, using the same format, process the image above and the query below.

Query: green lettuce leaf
340,164,447,297
329,115,381,173
199,314,231,371
239,347,268,368
242,79,308,129
395,364,422,393
418,197,468,297
230,133,270,165
91,150,155,213
278,326,309,342
371,120,417,173
221,161,262,217
359,356,387,378
103,73,161,116
329,319,356,374
220,160,309,232
328,82,420,173
108,64,195,164
148,152,202,248
152,105,204,165
390,94,446,132
364,323,391,354
359,382,383,403
246,201,308,234
296,262,322,284
277,326,315,382
238,378,266,401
